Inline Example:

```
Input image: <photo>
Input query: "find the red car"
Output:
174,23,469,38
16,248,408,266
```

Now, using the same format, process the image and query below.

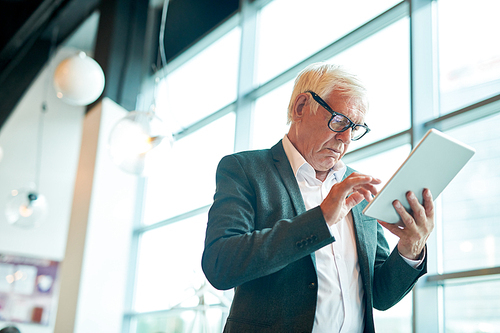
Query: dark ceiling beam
0,0,100,131
91,0,149,111
162,0,239,63
0,0,66,76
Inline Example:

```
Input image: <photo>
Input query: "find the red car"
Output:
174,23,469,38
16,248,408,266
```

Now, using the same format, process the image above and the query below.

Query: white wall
0,91,139,333
0,50,85,332
0,9,100,263
0,52,85,261
54,99,139,333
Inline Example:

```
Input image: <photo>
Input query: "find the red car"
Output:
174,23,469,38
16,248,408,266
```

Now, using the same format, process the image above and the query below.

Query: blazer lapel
271,141,316,266
351,204,371,270
270,141,306,216
343,167,373,293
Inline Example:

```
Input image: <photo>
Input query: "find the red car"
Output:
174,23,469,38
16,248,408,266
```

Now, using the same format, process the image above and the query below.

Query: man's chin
319,158,339,171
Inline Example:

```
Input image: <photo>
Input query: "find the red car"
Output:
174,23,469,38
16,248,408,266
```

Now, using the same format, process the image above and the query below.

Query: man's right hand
320,172,381,226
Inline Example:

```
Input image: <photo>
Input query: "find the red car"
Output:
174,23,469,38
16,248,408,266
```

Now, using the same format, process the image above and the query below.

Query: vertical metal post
234,0,258,152
121,176,147,333
409,0,442,332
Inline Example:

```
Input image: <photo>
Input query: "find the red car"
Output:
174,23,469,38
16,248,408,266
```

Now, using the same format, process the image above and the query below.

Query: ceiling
0,0,239,131
0,0,101,130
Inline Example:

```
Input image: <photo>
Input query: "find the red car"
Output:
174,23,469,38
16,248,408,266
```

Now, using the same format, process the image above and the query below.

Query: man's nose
336,128,352,144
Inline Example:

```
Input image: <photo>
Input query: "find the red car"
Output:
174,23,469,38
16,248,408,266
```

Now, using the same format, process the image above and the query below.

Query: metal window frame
123,0,500,331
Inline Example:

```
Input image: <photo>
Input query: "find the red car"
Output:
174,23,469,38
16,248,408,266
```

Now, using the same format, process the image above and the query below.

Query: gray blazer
202,140,426,333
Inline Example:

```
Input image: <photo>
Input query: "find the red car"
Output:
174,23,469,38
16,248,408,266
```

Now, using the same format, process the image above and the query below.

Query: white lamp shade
5,188,48,228
53,51,105,106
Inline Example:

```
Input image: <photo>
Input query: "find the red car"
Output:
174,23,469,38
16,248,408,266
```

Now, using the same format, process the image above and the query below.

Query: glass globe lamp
5,187,48,228
108,110,172,175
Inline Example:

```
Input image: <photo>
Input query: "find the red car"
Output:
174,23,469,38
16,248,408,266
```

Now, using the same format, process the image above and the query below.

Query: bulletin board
0,254,59,326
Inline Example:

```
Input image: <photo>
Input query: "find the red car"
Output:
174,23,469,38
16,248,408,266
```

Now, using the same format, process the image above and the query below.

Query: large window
251,80,294,149
443,277,500,332
440,113,500,273
155,27,241,133
126,26,239,333
328,16,410,148
142,113,235,225
437,0,500,114
125,0,500,332
255,0,402,85
132,212,229,333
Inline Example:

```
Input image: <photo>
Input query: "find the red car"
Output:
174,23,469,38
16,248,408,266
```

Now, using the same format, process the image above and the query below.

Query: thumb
345,192,364,210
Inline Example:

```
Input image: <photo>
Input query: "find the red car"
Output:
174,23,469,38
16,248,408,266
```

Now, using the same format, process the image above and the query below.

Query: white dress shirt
282,135,423,333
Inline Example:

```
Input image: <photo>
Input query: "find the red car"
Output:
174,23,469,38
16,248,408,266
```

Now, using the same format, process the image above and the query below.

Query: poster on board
0,254,59,326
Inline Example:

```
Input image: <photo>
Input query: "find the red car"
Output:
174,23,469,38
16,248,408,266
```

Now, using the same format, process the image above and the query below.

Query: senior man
202,62,434,333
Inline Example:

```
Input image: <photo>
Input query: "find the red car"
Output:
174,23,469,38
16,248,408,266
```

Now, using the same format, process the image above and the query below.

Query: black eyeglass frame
306,91,370,141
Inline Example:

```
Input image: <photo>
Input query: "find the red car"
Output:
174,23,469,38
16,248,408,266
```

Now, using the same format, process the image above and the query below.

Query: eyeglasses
306,91,370,141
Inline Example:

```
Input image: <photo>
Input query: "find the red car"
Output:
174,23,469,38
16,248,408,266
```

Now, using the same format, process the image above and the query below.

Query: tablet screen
362,129,475,224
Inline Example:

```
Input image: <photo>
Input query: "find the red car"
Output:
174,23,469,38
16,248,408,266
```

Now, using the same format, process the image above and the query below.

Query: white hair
287,62,369,124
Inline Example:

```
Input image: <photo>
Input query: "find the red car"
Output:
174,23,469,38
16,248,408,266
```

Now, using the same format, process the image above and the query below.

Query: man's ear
292,94,308,122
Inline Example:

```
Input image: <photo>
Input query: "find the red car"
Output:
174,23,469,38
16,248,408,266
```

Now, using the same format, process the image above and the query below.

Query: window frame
123,0,500,332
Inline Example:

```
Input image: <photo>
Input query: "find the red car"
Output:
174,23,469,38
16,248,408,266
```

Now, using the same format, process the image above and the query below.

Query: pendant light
5,186,47,228
53,51,105,106
108,103,172,175
5,102,49,229
107,0,172,175
4,28,58,228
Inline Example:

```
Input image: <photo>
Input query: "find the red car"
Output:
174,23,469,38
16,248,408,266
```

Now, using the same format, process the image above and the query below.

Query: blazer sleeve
202,153,334,290
373,242,427,310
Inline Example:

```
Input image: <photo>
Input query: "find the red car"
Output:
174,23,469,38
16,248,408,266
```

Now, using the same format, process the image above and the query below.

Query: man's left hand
378,188,435,260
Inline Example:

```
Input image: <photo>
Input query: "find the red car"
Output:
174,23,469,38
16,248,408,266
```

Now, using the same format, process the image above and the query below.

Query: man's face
292,91,365,173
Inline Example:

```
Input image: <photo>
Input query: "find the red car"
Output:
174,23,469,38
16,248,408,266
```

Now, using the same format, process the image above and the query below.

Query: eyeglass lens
329,115,367,140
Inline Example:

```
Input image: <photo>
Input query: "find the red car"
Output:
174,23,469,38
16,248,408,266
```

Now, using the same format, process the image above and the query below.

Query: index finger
340,173,381,198
344,172,382,186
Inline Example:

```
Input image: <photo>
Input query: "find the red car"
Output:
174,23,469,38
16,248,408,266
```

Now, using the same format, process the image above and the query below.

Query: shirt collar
282,135,347,182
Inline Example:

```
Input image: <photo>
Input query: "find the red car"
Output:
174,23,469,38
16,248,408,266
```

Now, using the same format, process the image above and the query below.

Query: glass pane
131,308,228,333
251,80,294,150
329,18,410,150
440,112,500,273
156,27,240,133
348,144,412,249
438,0,500,114
256,0,402,85
444,277,500,333
142,113,235,225
374,292,412,333
134,213,231,316
134,214,207,312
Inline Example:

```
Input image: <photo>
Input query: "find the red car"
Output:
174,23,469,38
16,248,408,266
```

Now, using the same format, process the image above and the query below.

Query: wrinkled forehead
344,113,364,127
345,105,366,124
327,92,367,124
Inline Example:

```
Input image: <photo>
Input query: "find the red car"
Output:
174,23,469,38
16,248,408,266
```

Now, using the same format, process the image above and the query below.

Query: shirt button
308,282,316,289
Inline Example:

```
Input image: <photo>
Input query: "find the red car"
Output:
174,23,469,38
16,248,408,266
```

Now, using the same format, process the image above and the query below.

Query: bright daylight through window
126,0,500,332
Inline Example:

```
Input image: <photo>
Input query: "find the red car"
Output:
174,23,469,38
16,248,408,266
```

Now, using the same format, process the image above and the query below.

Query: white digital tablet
362,128,476,224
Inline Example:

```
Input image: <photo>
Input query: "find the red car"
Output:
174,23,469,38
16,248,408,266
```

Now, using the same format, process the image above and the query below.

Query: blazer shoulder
220,140,283,165
344,165,357,178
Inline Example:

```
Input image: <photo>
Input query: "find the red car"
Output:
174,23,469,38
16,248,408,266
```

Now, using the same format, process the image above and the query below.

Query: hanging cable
35,26,59,189
158,0,170,69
